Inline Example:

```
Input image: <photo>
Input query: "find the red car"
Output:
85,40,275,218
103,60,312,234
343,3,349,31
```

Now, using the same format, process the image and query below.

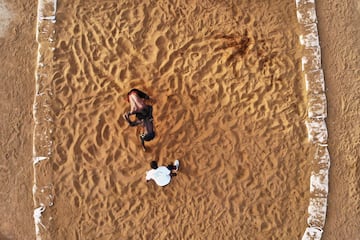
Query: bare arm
123,112,143,126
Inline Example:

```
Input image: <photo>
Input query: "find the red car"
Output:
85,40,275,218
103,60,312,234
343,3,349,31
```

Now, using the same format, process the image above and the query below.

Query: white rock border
296,0,330,239
33,0,57,239
31,1,330,239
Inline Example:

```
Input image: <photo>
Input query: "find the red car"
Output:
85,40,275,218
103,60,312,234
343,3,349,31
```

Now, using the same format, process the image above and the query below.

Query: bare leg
124,112,142,127
123,112,132,125
140,135,146,152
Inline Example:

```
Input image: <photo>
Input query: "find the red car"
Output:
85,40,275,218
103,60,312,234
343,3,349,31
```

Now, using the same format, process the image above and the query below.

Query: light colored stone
306,118,328,144
310,169,329,197
38,0,57,20
305,69,325,94
296,0,317,25
313,145,330,169
308,92,327,118
300,23,319,48
302,227,323,240
307,197,327,228
302,47,322,72
296,0,315,5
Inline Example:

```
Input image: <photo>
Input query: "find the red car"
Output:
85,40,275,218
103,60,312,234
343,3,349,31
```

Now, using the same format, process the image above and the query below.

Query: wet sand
0,0,359,239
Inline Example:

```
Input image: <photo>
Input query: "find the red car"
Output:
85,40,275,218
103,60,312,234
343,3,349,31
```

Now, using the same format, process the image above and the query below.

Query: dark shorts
135,106,153,120
141,131,155,141
167,164,177,171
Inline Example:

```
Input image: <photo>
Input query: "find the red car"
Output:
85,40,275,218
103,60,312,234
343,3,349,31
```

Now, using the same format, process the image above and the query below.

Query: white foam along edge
302,227,323,240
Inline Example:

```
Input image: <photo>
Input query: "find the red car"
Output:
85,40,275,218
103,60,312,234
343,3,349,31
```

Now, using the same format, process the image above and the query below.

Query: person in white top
146,160,180,186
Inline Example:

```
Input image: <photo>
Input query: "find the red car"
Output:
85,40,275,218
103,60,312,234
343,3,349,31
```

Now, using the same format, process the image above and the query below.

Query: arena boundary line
33,0,57,239
296,0,330,239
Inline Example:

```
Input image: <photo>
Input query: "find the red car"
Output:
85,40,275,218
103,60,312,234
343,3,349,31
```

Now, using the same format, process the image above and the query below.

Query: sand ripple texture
47,0,313,239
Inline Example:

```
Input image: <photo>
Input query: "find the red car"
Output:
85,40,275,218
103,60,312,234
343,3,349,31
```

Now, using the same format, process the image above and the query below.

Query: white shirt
146,166,171,186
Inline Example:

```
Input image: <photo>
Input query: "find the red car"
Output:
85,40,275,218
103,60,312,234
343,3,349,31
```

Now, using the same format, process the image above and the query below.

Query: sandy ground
0,0,358,239
316,1,360,239
47,0,313,239
0,0,37,239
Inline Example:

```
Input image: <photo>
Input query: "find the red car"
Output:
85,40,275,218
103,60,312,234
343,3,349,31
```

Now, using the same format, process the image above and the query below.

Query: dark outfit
139,105,155,142
141,131,155,141
166,164,177,171
135,105,153,120
125,89,155,149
